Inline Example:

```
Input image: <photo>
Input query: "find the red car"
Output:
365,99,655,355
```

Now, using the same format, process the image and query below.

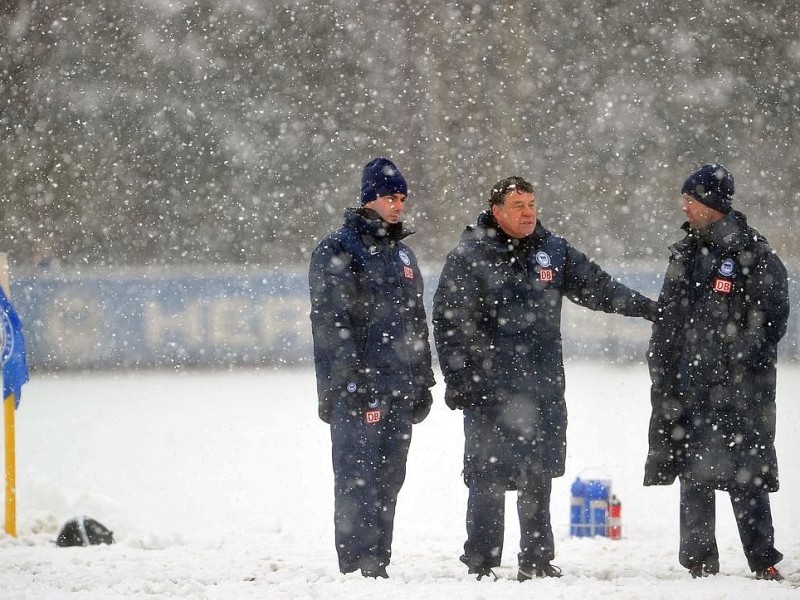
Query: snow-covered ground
1,361,798,599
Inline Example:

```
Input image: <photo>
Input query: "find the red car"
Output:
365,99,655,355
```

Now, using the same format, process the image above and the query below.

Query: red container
608,495,622,540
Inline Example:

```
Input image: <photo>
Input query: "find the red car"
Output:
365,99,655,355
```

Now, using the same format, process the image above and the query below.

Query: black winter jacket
309,208,435,423
644,211,789,491
433,212,657,486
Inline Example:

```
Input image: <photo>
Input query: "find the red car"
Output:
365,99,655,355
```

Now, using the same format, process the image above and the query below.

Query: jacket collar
671,210,755,256
343,207,413,243
464,210,549,252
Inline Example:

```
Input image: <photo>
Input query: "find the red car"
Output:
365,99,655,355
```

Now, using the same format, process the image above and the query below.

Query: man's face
492,190,537,239
682,193,724,230
365,193,406,224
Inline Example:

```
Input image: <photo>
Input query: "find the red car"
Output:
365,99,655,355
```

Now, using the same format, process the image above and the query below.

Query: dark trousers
330,399,412,574
462,476,554,570
679,478,783,572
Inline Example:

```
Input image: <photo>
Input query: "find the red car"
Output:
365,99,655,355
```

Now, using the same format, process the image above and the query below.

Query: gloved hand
444,384,471,410
645,300,661,323
412,387,433,424
318,395,333,424
444,376,492,410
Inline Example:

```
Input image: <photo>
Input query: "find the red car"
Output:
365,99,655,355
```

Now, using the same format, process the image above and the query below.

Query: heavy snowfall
1,1,799,598
2,1,800,268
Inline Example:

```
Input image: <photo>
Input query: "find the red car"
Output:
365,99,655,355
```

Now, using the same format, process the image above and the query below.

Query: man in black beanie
309,157,435,578
680,162,735,215
644,163,790,581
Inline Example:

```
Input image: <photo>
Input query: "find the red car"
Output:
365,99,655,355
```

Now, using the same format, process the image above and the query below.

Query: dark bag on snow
56,516,115,547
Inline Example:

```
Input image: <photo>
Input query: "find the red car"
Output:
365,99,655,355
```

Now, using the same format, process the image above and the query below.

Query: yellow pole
3,394,14,537
0,252,15,537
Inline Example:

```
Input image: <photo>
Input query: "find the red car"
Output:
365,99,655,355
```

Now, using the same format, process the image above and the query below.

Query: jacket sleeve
405,246,436,390
730,250,789,369
432,247,489,391
563,243,658,321
308,237,363,420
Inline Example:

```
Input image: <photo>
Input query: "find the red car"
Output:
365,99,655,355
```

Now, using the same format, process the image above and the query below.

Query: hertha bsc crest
535,251,551,268
719,258,735,277
0,310,14,366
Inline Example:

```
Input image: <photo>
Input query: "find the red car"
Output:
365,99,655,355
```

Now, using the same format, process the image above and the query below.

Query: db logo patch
404,266,414,279
365,410,381,424
539,268,553,282
713,278,732,294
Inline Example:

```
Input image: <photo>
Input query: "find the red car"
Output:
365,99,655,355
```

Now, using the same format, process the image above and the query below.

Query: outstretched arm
564,244,658,321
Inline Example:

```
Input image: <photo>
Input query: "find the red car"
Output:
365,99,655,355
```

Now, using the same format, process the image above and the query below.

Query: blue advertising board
12,268,314,370
8,266,799,370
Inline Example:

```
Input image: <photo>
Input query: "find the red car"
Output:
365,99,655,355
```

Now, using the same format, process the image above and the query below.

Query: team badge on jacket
399,249,414,279
713,258,735,294
718,258,735,276
536,251,553,281
365,398,381,424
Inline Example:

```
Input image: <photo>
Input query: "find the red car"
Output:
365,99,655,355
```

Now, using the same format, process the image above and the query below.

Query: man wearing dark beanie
309,157,435,578
680,162,735,216
644,163,790,581
360,157,409,206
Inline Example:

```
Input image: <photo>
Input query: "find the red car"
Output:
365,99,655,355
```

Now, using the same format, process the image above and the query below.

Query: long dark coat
644,211,790,491
309,208,435,423
433,212,656,487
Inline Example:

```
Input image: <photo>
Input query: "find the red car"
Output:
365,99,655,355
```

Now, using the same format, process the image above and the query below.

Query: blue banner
0,287,30,406
8,266,799,371
12,268,313,370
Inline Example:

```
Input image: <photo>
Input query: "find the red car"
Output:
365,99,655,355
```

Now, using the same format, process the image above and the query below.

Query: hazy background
2,0,798,271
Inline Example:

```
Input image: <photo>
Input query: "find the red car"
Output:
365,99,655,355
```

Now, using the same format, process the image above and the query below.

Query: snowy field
1,361,799,599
